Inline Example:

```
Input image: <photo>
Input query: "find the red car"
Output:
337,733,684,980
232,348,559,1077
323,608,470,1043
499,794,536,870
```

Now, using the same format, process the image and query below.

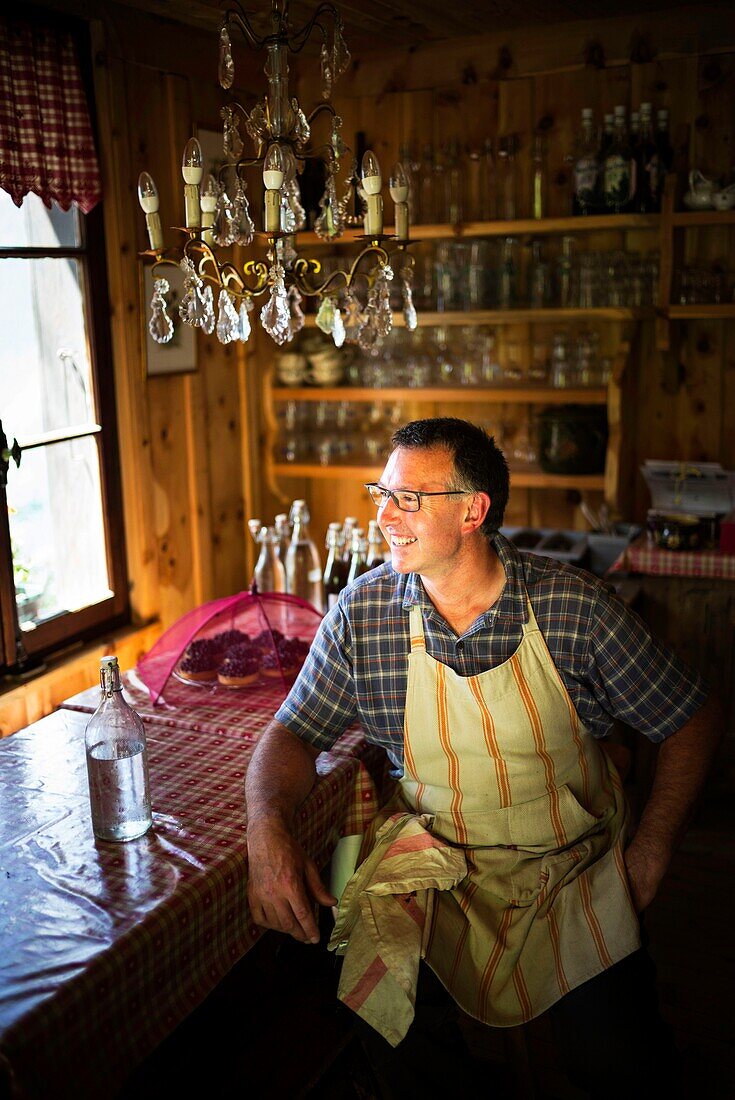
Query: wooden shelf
297,214,660,246
272,463,606,490
271,386,608,405
303,308,651,328
671,210,735,228
667,304,735,319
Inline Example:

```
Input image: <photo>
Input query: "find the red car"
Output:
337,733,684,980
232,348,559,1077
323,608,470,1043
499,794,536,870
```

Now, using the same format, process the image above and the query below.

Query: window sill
0,620,162,737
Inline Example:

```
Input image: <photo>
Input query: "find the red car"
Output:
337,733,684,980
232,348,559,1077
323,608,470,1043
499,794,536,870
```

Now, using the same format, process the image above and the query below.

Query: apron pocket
432,784,603,852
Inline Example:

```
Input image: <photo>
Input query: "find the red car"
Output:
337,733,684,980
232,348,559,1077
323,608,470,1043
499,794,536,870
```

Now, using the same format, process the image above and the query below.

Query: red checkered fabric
0,15,102,212
611,534,735,579
0,703,393,1098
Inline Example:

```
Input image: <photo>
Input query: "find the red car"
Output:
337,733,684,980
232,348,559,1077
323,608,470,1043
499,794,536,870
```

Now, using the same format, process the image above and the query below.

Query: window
0,114,128,672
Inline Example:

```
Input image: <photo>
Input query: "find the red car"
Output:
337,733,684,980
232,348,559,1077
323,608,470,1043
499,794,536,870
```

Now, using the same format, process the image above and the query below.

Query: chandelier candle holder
137,0,417,351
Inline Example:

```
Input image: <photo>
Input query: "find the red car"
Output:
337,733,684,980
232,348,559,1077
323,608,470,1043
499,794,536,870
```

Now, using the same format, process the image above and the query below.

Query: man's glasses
364,483,469,513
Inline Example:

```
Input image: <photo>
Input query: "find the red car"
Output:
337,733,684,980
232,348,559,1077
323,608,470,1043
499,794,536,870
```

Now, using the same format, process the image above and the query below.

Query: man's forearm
245,719,320,831
625,692,723,908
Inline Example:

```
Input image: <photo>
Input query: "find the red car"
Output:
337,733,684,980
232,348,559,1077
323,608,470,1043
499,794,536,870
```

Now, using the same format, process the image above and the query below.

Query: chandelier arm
291,243,389,298
223,5,269,50
148,255,184,276
184,239,267,298
288,4,342,52
291,265,347,298
345,244,389,286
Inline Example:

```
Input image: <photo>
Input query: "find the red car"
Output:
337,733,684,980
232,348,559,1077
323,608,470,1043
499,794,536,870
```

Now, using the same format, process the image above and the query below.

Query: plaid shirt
276,534,707,773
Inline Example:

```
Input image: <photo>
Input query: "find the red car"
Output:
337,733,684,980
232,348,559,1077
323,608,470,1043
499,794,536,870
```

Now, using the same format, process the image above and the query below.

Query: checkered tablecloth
61,667,295,737
0,696,391,1099
610,534,735,579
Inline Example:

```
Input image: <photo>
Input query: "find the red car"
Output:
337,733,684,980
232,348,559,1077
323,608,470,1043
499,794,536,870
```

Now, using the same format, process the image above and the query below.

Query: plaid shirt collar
401,533,529,627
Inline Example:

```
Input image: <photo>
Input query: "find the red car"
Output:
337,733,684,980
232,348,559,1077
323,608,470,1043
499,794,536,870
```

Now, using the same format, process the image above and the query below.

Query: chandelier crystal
138,0,415,349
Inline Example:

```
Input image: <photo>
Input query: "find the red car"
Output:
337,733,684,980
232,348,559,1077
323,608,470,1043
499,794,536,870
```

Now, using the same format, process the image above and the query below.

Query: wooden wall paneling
236,334,262,587
147,374,199,624
693,52,735,182
198,332,248,599
91,29,160,624
336,10,735,99
721,325,735,471
678,320,725,462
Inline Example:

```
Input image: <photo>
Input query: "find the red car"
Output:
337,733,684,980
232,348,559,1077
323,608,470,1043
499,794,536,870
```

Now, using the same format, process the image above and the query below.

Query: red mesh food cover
137,590,323,706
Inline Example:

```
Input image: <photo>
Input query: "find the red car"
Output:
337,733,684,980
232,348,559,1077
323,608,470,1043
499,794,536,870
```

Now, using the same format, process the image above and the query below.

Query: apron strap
408,604,426,650
521,598,541,636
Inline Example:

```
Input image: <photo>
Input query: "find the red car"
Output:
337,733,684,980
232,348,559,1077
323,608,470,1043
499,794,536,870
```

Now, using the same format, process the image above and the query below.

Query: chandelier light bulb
263,143,286,190
388,162,409,203
137,172,159,213
182,138,204,185
200,175,219,213
361,150,382,195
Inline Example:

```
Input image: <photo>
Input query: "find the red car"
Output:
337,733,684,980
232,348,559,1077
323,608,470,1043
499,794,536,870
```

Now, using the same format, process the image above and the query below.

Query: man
246,418,720,1096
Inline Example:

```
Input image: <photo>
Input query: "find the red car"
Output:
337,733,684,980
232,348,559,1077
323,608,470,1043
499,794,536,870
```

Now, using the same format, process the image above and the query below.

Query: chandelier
137,0,417,351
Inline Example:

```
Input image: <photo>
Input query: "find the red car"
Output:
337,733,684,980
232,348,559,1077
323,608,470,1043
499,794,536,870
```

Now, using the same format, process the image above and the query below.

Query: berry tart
213,628,249,651
255,627,285,650
217,651,261,687
276,637,310,677
177,648,219,682
261,649,285,679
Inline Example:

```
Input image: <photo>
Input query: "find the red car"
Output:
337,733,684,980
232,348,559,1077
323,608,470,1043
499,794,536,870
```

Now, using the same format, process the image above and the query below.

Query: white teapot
683,169,717,210
712,182,735,211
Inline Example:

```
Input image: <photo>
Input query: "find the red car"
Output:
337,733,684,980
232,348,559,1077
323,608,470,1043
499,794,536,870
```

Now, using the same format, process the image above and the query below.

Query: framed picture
143,262,197,377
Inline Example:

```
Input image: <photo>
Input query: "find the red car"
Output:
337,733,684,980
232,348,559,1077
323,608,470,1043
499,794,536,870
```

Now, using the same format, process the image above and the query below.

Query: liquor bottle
498,135,518,220
85,656,153,842
274,512,291,564
498,237,518,309
446,139,464,225
285,499,324,611
633,103,660,212
603,106,634,214
467,146,482,223
323,522,346,609
528,239,550,307
253,525,286,593
366,519,386,569
531,134,547,220
341,517,358,569
556,236,574,307
480,138,497,221
347,529,369,585
572,108,599,215
655,109,674,204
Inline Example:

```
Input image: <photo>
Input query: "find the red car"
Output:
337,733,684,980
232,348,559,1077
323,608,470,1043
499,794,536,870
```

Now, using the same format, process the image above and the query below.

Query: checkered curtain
0,15,102,213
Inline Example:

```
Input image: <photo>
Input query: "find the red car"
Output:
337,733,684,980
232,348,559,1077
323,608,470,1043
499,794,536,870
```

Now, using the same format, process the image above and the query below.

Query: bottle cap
100,655,118,669
582,108,594,119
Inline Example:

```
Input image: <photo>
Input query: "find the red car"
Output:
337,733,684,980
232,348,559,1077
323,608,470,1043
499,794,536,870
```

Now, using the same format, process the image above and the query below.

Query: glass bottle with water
285,499,325,611
253,524,286,592
85,656,153,842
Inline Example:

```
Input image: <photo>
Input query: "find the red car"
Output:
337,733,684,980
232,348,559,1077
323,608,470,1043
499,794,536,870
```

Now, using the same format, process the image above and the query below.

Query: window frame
0,12,129,672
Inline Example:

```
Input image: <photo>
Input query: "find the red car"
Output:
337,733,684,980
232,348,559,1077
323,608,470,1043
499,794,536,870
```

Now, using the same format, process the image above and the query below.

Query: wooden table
0,690,387,1099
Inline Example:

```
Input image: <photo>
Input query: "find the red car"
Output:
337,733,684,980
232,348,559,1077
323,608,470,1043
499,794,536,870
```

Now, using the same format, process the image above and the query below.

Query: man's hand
247,818,337,944
623,693,722,912
623,836,666,912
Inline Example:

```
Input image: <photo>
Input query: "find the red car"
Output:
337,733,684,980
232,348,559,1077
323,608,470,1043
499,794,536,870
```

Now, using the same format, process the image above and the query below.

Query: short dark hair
390,418,510,536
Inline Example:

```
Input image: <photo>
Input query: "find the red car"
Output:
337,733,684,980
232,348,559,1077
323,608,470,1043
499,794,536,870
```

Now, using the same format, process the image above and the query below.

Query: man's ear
463,492,491,534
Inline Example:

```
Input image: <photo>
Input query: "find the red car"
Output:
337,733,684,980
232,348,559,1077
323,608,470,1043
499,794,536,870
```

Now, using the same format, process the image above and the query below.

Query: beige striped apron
400,597,641,1027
